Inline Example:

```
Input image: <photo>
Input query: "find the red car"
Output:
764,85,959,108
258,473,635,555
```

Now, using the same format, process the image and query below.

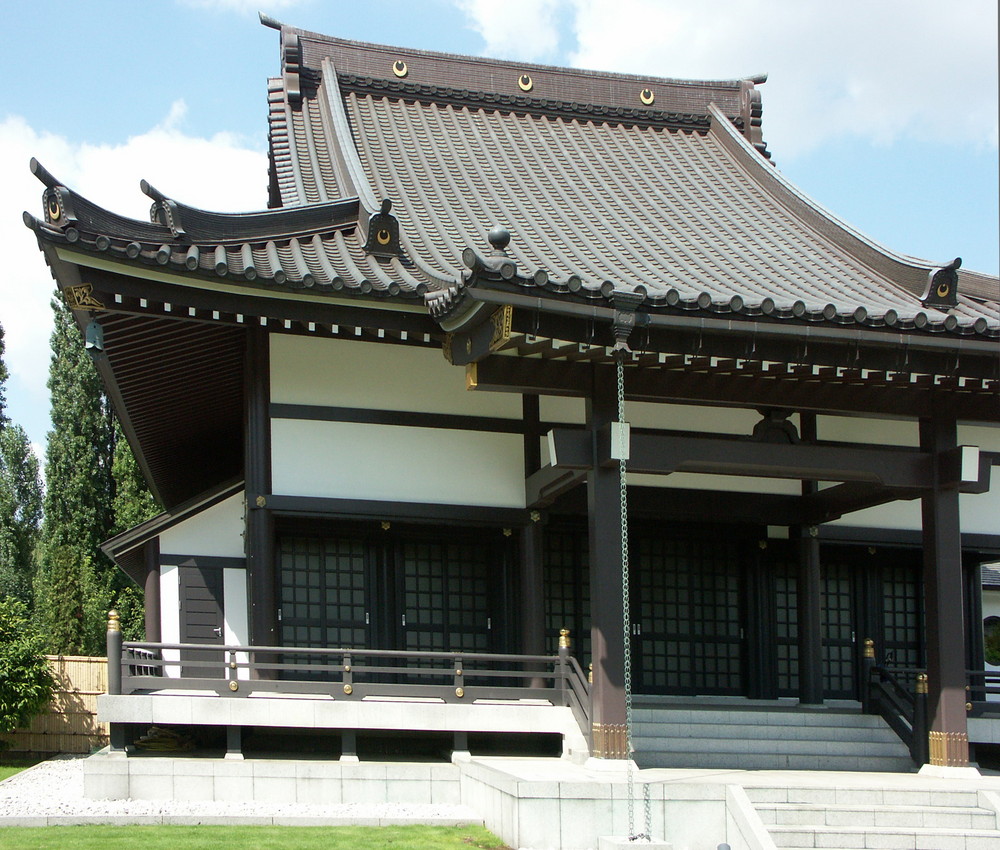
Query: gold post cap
559,629,571,649
916,673,928,694
107,610,121,633
863,638,875,659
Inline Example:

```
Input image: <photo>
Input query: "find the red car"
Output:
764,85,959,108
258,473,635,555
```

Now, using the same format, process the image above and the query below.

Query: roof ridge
272,21,761,92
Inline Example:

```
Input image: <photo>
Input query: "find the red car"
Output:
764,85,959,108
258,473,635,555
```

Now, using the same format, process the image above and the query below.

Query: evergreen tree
34,297,160,651
0,425,43,604
0,322,43,605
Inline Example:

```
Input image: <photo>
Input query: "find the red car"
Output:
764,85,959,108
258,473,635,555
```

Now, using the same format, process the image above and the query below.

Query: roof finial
488,225,510,254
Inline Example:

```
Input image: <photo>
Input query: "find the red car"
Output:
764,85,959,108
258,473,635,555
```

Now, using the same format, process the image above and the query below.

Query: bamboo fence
1,655,109,755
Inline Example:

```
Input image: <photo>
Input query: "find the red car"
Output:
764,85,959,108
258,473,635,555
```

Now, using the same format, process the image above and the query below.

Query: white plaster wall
160,565,180,677
158,493,245,559
817,414,919,447
270,334,521,418
223,568,250,680
272,419,525,507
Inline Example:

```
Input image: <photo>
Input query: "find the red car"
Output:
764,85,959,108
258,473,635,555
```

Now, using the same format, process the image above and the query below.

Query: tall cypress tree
0,322,43,605
34,296,166,652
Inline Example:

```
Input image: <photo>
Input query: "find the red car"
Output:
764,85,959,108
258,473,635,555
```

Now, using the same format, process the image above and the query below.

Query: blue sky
1,0,997,460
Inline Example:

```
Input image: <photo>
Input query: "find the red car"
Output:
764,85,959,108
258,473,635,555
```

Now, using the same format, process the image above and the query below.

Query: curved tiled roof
27,21,999,343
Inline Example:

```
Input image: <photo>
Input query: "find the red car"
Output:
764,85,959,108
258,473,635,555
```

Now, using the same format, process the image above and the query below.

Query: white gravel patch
0,755,481,825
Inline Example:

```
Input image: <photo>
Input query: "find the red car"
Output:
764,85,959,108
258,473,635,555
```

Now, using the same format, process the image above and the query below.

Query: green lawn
0,758,40,782
0,825,510,849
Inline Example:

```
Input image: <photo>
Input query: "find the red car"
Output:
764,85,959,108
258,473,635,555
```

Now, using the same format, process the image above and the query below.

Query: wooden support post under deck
245,327,277,650
586,366,627,759
920,414,969,767
143,537,161,642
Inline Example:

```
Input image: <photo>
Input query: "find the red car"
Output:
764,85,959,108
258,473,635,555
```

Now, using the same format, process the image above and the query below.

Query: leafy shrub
0,596,55,750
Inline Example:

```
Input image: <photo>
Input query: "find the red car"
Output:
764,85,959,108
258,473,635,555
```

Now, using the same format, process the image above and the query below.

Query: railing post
107,610,122,695
861,638,875,713
558,628,570,705
454,655,464,699
913,672,929,765
342,651,353,697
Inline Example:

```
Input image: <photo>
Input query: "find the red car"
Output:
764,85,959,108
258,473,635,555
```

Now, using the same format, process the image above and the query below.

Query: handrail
866,662,928,766
965,669,1000,715
113,640,585,714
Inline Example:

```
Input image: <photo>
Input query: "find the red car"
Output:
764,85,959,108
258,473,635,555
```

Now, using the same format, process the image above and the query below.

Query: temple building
27,15,999,772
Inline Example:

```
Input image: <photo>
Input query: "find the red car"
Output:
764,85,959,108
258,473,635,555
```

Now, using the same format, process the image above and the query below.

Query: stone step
769,824,1000,849
637,735,909,757
756,802,998,830
744,786,983,808
631,708,888,728
634,750,915,772
633,720,903,743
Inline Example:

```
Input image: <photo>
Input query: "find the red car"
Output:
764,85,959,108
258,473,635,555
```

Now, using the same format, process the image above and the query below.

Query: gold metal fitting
502,528,512,537
967,702,973,712
255,495,266,508
392,59,408,78
559,629,571,649
229,681,239,692
916,673,928,694
588,663,593,684
230,661,237,669
381,521,391,531
863,639,875,659
639,88,655,105
455,687,465,698
344,665,351,673
530,510,541,523
107,610,121,633
344,684,354,695
868,546,877,555
517,74,533,92
455,669,463,677
758,540,767,550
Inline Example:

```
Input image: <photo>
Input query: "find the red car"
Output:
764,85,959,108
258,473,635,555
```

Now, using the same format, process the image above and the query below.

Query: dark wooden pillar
920,414,969,767
521,394,546,667
143,537,161,642
797,413,824,705
245,327,276,648
587,366,627,758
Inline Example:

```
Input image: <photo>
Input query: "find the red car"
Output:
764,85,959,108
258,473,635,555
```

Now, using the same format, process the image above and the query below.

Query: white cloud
456,0,564,61
457,0,998,157
0,106,268,445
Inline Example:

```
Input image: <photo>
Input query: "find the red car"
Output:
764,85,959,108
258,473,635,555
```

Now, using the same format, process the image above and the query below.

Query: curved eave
25,200,444,304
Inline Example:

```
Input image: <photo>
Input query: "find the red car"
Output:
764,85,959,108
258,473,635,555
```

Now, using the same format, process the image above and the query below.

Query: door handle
213,627,222,637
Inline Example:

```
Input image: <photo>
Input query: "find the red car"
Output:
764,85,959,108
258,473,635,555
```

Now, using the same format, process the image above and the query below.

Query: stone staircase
746,783,1000,849
632,702,915,772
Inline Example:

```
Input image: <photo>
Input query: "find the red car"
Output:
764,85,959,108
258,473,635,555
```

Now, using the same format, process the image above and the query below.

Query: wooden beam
471,356,998,422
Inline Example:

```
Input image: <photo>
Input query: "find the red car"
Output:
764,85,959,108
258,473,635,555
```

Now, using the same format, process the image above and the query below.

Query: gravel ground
0,755,481,825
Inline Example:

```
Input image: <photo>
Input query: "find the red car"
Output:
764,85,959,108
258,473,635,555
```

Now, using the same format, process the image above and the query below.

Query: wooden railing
865,664,928,766
110,636,589,730
965,670,1000,716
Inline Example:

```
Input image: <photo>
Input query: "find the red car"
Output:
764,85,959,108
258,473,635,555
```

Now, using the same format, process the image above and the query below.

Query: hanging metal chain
618,355,651,841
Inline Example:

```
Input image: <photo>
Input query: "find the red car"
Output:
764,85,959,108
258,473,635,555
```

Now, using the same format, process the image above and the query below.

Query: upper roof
27,16,998,345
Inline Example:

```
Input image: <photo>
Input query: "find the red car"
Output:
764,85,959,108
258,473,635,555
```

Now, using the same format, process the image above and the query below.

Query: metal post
913,673,929,765
558,629,570,705
861,638,875,714
107,610,122,696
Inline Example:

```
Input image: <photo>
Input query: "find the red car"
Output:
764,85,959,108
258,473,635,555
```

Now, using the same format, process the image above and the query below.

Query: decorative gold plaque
65,283,104,311
517,74,533,92
393,60,408,78
640,88,655,105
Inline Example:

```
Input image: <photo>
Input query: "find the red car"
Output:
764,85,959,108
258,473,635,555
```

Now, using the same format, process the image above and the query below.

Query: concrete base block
584,757,635,773
224,752,244,760
599,837,672,849
339,754,360,763
918,763,982,779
